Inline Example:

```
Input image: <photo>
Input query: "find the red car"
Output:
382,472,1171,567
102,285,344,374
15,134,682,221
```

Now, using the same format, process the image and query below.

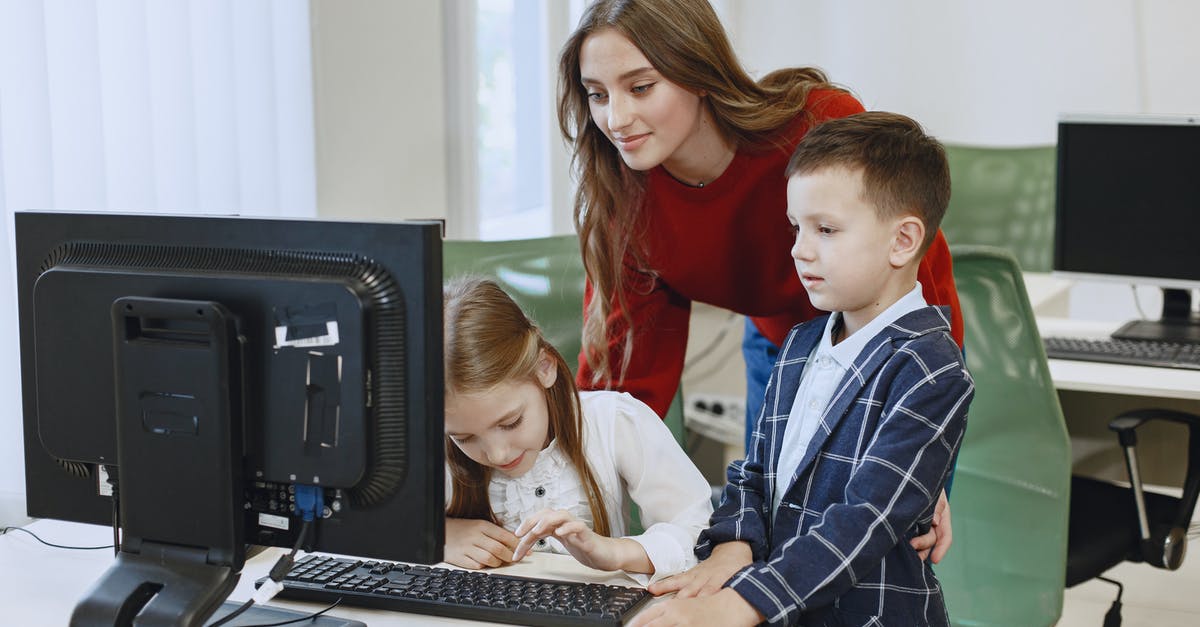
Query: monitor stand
71,297,246,626
1112,288,1200,344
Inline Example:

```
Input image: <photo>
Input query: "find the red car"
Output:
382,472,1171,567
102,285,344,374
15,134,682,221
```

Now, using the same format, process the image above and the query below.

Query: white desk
1024,274,1200,485
1037,316,1200,402
1019,272,1200,401
0,519,658,626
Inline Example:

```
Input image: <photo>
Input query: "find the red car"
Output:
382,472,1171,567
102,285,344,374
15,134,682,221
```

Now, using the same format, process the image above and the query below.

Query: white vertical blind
3,0,316,217
0,0,317,524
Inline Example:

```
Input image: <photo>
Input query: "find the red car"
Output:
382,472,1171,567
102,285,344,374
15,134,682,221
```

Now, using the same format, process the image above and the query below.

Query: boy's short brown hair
786,111,950,252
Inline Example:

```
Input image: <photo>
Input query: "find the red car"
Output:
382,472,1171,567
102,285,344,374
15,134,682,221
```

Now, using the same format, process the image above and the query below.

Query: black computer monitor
15,212,444,625
1054,114,1200,342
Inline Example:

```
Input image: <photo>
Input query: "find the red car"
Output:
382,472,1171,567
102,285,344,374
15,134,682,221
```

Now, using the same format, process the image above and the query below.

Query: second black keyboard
263,554,651,626
1043,336,1200,370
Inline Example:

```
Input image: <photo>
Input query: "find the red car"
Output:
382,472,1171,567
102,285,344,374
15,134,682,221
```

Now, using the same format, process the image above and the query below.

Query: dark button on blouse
534,486,546,498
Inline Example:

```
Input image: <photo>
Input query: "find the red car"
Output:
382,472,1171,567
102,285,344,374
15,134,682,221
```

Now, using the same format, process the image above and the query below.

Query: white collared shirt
772,283,928,517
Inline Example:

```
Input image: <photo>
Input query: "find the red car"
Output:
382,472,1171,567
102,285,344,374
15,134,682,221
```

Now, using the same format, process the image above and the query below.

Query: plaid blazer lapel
782,307,955,491
763,319,825,509
784,327,897,492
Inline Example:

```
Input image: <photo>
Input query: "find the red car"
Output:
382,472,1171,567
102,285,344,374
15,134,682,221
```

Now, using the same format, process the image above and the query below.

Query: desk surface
0,520,658,626
1036,316,1200,402
1021,273,1200,402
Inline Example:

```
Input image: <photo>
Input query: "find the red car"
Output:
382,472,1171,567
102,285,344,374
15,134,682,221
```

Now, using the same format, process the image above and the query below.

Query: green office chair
441,235,685,443
938,246,1071,627
941,145,1056,272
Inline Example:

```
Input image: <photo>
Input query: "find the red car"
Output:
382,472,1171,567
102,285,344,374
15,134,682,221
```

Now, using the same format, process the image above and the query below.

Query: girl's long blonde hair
443,277,611,537
558,0,844,386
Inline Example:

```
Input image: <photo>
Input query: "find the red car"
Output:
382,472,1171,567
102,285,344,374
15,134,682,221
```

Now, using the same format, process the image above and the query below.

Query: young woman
442,277,713,584
558,0,961,563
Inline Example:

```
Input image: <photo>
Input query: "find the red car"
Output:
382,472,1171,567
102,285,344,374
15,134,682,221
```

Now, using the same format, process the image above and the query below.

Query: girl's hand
646,541,751,598
512,509,651,574
444,517,521,569
628,587,762,627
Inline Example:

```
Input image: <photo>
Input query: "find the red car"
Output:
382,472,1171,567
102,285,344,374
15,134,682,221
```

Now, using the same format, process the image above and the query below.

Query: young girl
442,276,713,584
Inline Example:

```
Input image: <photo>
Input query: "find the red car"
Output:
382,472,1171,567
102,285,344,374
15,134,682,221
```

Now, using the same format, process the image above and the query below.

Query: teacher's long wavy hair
443,277,612,538
558,0,845,387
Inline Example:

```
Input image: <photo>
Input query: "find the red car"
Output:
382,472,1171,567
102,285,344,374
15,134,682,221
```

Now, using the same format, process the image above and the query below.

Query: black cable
209,599,254,627
242,599,343,627
209,519,316,627
111,513,120,556
110,473,121,557
290,520,312,557
270,520,312,582
0,526,113,551
1096,576,1123,627
1096,575,1123,599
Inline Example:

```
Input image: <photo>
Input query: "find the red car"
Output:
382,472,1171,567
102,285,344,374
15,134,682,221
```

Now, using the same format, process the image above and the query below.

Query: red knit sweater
577,90,964,417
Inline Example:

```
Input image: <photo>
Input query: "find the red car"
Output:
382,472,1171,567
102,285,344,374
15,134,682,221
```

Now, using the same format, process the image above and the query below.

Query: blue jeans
741,318,780,455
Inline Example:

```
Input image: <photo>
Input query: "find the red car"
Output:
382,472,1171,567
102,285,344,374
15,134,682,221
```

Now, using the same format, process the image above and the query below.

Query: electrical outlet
683,393,746,446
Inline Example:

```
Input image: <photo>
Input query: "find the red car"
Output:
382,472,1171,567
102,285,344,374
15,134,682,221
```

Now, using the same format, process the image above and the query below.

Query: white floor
1058,518,1200,626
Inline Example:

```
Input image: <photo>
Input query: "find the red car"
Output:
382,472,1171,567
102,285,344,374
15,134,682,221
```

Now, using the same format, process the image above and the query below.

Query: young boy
631,112,973,626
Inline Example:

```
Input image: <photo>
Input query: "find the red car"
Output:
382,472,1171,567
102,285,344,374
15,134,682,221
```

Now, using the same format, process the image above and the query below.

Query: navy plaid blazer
697,306,972,626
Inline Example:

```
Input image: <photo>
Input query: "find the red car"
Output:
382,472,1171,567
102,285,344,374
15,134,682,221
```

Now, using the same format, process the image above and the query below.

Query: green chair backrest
942,145,1057,273
442,236,685,445
444,235,587,372
939,245,1070,627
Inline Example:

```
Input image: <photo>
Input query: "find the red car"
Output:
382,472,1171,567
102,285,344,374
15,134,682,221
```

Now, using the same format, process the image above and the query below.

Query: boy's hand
444,517,520,569
910,489,953,563
512,509,651,574
628,587,762,627
646,541,752,598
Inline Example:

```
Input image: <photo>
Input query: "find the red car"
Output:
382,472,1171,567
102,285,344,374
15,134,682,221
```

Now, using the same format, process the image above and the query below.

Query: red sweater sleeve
575,260,691,418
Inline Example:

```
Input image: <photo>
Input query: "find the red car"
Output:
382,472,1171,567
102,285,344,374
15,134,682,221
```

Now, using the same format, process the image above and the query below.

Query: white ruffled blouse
450,390,714,585
488,438,592,539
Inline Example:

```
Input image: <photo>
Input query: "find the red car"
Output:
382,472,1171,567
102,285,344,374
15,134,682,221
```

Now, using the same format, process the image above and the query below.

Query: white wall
729,0,1200,145
309,0,448,223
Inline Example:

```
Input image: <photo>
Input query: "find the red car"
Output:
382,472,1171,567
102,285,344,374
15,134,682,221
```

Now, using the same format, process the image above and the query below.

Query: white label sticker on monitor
274,321,340,349
258,513,291,531
97,465,113,497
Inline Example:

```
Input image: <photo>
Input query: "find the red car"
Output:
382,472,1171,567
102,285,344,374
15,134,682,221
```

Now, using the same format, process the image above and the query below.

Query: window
476,0,549,239
445,0,580,240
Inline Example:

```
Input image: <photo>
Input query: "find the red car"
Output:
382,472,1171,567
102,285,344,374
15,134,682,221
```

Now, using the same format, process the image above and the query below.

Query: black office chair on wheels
1066,408,1200,625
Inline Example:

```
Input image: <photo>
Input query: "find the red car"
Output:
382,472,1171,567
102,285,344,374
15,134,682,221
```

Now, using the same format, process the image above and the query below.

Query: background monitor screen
1054,115,1200,289
16,212,444,623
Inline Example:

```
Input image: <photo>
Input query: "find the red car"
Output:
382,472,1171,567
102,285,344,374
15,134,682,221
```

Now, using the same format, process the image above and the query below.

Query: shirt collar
819,282,928,367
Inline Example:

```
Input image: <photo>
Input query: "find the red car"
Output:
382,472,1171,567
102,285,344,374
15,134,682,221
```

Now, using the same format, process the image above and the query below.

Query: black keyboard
262,554,651,626
1043,336,1200,370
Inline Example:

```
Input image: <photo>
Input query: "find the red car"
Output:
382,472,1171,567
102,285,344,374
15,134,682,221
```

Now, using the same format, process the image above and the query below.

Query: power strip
682,393,746,446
